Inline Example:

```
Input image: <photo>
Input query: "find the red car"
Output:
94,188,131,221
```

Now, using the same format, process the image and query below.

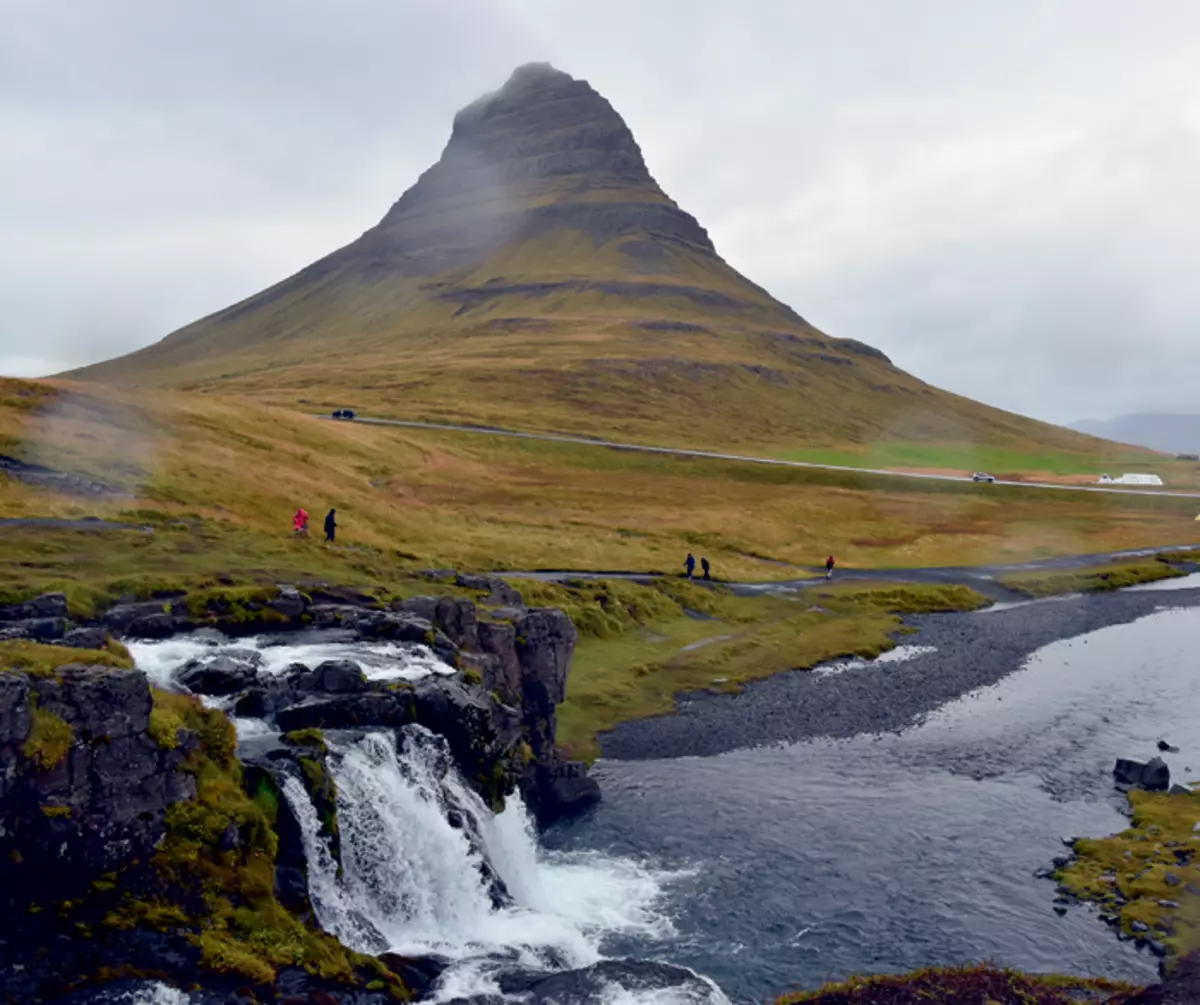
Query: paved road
325,414,1200,500
500,543,1200,602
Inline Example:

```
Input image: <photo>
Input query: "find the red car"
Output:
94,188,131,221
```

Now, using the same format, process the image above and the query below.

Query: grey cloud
2,0,1198,425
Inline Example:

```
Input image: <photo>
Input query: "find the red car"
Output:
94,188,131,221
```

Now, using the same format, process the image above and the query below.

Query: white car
972,471,996,483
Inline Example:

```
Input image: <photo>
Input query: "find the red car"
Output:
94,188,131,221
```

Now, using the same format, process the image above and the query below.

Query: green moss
1000,560,1185,598
23,705,73,769
1056,787,1200,957
251,775,280,825
148,691,190,750
775,964,1138,1004
299,754,341,855
282,727,328,754
100,691,398,991
0,639,134,677
185,584,287,626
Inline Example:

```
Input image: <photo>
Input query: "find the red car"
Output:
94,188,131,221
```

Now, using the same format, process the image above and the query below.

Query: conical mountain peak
65,63,1091,467
353,63,715,275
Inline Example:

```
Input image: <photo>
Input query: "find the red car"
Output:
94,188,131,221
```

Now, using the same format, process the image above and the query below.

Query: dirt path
500,544,1200,602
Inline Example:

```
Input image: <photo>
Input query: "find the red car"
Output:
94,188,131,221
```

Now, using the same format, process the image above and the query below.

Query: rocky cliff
0,576,597,1002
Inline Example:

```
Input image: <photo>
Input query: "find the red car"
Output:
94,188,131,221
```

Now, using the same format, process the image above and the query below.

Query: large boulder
275,692,416,732
298,659,368,695
29,593,69,619
1115,756,1171,792
177,653,261,696
398,595,480,651
455,573,524,607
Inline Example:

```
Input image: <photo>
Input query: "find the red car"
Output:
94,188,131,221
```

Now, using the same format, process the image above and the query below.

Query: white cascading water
282,727,689,1002
127,634,456,691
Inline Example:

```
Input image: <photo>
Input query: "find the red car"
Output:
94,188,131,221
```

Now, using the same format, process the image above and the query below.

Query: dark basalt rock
398,594,481,650
177,653,262,696
454,573,524,608
378,953,452,1000
275,692,416,733
62,625,111,649
302,658,368,694
26,615,67,642
0,665,196,913
411,678,522,785
1115,756,1171,792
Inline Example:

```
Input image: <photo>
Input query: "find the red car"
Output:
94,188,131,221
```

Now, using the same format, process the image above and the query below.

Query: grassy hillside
2,378,1196,589
61,65,1125,460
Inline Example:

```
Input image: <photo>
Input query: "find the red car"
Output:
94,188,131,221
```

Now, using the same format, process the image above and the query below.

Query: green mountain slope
67,63,1107,454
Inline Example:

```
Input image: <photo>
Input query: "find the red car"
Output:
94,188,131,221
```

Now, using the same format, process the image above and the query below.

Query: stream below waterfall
102,587,1200,1004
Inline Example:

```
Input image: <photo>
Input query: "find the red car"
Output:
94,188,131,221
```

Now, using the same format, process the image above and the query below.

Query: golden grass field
3,378,1197,583
2,376,1197,751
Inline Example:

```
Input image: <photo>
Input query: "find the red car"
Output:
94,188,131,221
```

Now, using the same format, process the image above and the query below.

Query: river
102,580,1200,1004
549,589,1200,1001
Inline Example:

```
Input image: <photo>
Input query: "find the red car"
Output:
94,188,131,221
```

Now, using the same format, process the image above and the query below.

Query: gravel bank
599,583,1200,761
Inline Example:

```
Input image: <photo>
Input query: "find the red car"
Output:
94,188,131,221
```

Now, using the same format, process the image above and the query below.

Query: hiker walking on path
701,557,711,581
324,508,337,544
684,553,696,579
825,555,836,579
293,508,309,536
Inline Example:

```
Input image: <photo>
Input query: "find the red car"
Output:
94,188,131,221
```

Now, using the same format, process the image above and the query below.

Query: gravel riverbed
600,580,1200,760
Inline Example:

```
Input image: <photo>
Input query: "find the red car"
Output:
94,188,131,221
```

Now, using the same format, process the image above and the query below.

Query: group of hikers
292,507,337,543
683,553,836,580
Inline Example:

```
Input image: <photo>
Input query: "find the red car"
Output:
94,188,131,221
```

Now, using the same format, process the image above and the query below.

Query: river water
549,600,1200,1002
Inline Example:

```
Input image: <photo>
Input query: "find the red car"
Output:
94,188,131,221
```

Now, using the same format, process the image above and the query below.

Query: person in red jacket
293,508,309,535
825,555,835,579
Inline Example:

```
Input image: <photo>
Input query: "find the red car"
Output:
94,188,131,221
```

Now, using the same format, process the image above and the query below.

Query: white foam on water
596,978,731,1005
129,984,191,1005
127,633,455,692
282,727,684,1003
812,645,937,676
254,638,455,681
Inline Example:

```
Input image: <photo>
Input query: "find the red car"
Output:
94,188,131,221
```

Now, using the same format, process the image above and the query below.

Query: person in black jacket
324,508,337,544
701,557,711,581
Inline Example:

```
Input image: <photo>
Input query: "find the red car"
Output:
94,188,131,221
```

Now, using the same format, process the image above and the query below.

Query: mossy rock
0,639,134,678
23,704,73,769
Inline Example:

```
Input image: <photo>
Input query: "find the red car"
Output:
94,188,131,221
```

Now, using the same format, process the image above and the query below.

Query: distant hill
1071,414,1200,455
66,63,1113,456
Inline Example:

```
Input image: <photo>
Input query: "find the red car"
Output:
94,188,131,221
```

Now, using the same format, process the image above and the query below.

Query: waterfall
282,726,692,1001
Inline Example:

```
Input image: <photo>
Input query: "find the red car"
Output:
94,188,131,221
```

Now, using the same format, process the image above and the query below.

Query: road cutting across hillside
324,413,1200,500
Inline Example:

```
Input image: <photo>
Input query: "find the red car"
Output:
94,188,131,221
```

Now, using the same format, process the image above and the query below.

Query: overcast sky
3,1,1199,425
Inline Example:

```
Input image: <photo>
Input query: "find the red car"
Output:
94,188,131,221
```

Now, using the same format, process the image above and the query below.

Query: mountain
1071,414,1200,455
67,63,1108,454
